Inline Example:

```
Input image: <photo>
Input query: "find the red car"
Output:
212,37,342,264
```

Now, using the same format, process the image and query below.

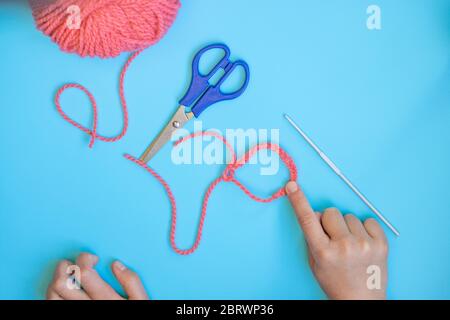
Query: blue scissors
140,43,250,163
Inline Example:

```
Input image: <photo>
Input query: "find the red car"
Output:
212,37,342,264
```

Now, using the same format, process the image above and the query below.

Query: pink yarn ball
31,0,181,58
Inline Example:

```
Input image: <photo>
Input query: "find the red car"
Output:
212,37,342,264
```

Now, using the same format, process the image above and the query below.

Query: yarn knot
222,165,237,182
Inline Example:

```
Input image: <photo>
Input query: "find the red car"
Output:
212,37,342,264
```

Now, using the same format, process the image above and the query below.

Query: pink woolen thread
125,131,299,255
32,0,181,146
54,51,140,148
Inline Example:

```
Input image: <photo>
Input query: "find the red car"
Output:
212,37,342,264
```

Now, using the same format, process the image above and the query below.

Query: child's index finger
286,181,329,250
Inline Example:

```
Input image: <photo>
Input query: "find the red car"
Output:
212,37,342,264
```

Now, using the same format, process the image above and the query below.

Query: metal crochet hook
284,114,400,236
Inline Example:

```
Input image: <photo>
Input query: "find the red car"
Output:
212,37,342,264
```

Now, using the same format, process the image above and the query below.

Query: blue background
0,0,449,299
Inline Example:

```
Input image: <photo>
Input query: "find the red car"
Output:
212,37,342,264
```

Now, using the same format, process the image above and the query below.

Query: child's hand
46,253,149,300
285,181,388,300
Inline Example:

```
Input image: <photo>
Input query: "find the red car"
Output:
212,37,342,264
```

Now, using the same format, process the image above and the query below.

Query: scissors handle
179,43,250,118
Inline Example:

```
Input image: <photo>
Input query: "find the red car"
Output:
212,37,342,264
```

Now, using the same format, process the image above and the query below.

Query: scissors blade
139,105,194,163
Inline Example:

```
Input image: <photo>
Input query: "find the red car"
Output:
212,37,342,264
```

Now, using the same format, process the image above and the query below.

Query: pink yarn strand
125,131,298,255
54,50,141,148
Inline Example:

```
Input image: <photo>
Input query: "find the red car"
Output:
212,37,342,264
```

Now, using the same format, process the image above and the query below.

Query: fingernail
87,254,98,264
114,260,127,271
80,253,99,267
286,181,298,194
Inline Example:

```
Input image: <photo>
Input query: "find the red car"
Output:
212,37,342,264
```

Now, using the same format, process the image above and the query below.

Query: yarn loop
125,131,298,255
54,50,141,148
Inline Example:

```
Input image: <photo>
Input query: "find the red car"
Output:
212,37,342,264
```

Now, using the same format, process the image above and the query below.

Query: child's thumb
112,261,149,300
